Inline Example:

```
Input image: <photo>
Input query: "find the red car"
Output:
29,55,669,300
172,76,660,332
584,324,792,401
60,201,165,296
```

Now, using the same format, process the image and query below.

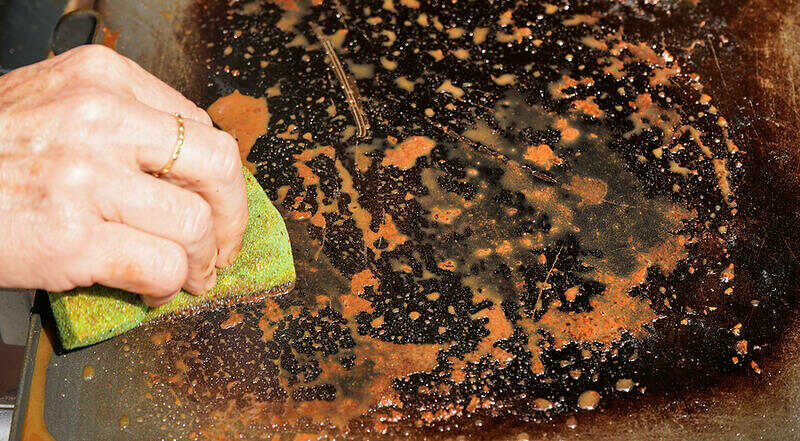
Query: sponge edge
49,168,296,350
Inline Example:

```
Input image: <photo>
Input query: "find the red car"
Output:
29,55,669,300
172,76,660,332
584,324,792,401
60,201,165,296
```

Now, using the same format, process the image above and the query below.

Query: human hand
0,45,248,307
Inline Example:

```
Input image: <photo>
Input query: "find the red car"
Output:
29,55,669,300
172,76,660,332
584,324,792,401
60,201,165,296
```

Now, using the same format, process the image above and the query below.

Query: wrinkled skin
0,45,248,307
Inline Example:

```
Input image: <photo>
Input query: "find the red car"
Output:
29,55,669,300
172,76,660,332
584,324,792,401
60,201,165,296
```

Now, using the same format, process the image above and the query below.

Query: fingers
118,100,248,267
93,171,218,295
62,45,213,126
83,222,189,307
46,46,247,268
122,60,214,126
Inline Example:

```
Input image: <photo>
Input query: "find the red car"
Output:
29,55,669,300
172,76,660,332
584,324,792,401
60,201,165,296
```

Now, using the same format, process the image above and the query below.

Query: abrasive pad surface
49,168,295,350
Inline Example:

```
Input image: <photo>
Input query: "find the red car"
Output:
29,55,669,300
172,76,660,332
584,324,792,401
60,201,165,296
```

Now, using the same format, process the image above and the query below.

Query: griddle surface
26,0,800,440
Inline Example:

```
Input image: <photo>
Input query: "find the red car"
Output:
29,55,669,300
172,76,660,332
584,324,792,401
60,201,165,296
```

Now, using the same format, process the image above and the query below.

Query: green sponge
49,168,295,350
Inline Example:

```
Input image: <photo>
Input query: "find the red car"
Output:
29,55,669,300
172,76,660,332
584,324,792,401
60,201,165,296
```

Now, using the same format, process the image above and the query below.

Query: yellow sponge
49,168,295,350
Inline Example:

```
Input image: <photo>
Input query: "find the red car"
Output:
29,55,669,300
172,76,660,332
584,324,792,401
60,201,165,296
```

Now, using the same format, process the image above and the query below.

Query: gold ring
152,113,185,178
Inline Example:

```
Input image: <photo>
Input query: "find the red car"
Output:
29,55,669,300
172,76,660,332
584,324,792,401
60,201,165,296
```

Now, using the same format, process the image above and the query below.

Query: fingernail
203,270,218,293
144,292,177,308
160,290,181,304
230,242,243,261
219,244,242,269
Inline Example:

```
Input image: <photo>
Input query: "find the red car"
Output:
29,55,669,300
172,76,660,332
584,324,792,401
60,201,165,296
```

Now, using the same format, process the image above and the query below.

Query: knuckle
156,243,188,294
47,279,78,293
198,111,213,126
143,292,175,307
71,91,115,123
51,160,97,191
233,191,249,234
73,44,115,60
190,107,213,126
42,268,84,292
71,45,121,73
212,132,243,182
180,196,214,244
46,215,94,263
62,268,93,291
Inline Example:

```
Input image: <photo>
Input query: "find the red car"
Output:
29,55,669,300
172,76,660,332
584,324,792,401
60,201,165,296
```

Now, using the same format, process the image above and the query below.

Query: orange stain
310,211,326,228
340,293,375,319
572,97,604,118
565,286,580,302
101,27,120,50
437,259,457,271
208,90,271,173
721,263,735,282
498,9,513,26
475,248,492,258
267,0,299,10
295,145,335,161
364,213,408,252
568,175,608,205
430,207,462,224
524,236,688,351
292,162,319,185
277,124,299,139
523,144,562,170
220,311,243,329
289,210,312,221
382,136,436,169
554,118,580,143
21,328,56,441
495,240,513,255
550,75,595,98
350,269,380,297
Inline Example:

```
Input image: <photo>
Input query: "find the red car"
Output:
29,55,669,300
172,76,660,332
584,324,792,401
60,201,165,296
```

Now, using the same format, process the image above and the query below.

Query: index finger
122,59,215,127
64,45,214,126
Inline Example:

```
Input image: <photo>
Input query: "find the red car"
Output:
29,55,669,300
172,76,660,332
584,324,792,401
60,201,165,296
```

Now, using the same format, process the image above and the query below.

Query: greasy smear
81,365,95,381
568,176,608,205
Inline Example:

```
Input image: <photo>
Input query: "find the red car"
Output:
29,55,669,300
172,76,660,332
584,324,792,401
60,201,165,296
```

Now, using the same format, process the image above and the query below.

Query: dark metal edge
49,8,103,55
8,309,42,441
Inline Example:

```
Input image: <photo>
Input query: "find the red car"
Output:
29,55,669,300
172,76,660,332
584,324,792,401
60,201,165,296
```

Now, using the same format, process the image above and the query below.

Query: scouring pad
49,168,295,350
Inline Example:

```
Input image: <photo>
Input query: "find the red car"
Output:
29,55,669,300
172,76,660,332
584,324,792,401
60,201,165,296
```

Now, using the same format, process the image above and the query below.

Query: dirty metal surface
24,0,800,440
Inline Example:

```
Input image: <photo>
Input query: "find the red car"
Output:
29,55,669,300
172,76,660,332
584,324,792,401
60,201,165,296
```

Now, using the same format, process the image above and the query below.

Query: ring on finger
152,113,185,178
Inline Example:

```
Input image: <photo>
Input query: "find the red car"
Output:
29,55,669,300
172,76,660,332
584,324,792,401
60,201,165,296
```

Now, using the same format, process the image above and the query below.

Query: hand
0,45,248,307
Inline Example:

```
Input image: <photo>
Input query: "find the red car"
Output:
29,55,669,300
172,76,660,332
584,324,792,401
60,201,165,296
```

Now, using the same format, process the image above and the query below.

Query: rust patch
381,136,436,169
568,175,608,205
208,90,270,173
523,144,562,170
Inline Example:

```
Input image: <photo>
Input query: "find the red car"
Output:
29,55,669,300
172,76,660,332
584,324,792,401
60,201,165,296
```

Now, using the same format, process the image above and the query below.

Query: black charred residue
125,0,800,438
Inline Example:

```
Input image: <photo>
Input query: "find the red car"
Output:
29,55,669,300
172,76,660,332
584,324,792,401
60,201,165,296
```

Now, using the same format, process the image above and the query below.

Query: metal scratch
534,245,564,312
434,122,559,185
707,36,728,88
311,23,370,139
